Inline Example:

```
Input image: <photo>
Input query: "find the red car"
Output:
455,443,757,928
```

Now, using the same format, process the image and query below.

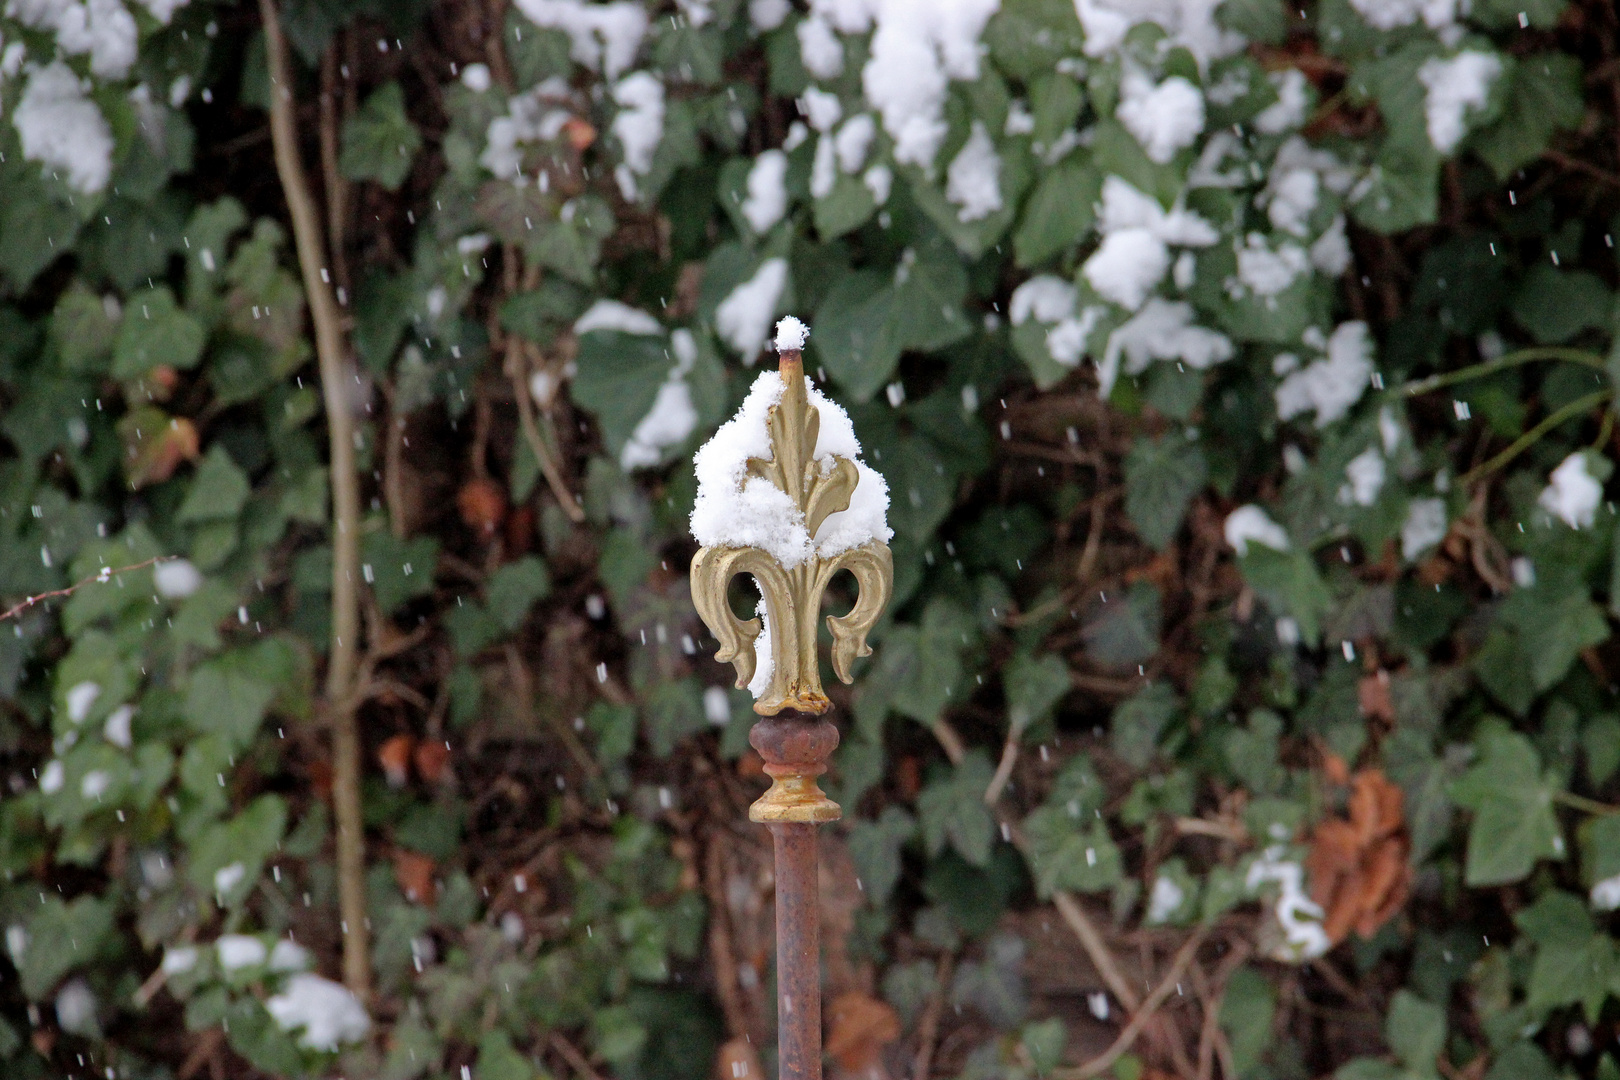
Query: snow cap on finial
774,316,808,352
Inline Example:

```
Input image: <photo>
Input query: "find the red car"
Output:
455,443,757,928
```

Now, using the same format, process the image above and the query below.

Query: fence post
690,321,893,1080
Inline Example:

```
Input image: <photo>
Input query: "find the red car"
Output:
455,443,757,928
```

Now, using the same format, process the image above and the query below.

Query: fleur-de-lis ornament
689,318,893,824
689,318,892,1080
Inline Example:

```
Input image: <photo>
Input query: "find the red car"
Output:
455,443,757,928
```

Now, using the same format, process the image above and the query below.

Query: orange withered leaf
393,850,437,904
1305,768,1411,946
825,991,901,1072
378,734,415,788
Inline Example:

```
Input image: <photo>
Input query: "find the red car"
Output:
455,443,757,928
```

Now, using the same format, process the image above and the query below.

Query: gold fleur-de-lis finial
689,318,893,824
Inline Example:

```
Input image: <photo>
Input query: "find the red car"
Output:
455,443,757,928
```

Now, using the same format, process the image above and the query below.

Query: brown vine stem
259,0,370,999
1051,927,1208,1080
0,556,172,622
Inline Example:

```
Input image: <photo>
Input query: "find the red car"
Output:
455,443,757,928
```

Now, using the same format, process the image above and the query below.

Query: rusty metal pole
690,324,893,1080
749,711,841,1080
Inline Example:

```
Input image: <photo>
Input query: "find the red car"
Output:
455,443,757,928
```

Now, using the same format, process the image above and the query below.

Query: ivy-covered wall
1,0,1618,1078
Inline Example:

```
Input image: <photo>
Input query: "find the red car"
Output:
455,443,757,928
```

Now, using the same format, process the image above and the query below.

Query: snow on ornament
689,317,893,716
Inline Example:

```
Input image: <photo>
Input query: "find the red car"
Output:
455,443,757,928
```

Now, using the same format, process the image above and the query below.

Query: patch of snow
801,87,843,132
621,331,700,470
783,120,810,151
945,121,1002,222
1539,452,1604,529
1310,215,1351,276
749,0,790,31
1117,69,1204,164
691,370,892,570
39,760,64,794
741,150,789,233
1349,0,1462,31
1593,873,1620,912
1379,406,1403,454
810,132,837,198
1011,276,1077,326
480,80,576,184
1419,51,1501,154
1073,0,1245,70
266,974,371,1051
80,769,110,800
6,926,26,963
11,0,138,79
1512,557,1535,589
1047,309,1103,367
1274,322,1374,427
610,71,664,200
775,315,809,350
155,559,202,600
66,680,101,724
460,63,492,92
1098,298,1233,397
1231,234,1310,298
1264,168,1319,237
214,863,247,898
715,258,789,359
161,945,197,974
1083,176,1218,311
216,933,266,971
270,939,312,972
1401,498,1448,561
703,685,731,725
1247,847,1331,962
676,0,713,25
135,0,190,22
1004,99,1035,135
574,299,661,336
1145,874,1185,924
55,979,97,1036
748,590,774,698
796,15,844,79
1340,449,1385,507
860,0,1000,170
456,233,491,256
13,61,114,195
834,113,876,173
1254,68,1309,135
169,74,191,108
1225,505,1289,555
511,0,648,77
863,163,893,204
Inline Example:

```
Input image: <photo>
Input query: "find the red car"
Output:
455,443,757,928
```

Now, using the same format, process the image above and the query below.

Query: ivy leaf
1511,266,1613,344
1515,890,1616,1022
177,446,250,523
186,794,287,909
1239,546,1334,647
184,646,280,750
1385,990,1446,1076
1003,651,1070,736
1450,729,1565,886
1124,431,1208,550
813,270,903,402
112,286,206,378
1108,678,1176,768
846,806,916,906
486,556,551,631
1082,580,1161,668
1020,806,1122,897
874,598,975,724
50,284,119,373
1472,53,1583,179
571,329,670,458
917,751,997,867
340,82,423,190
1013,158,1099,268
19,896,114,1001
1220,968,1277,1077
362,530,439,614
